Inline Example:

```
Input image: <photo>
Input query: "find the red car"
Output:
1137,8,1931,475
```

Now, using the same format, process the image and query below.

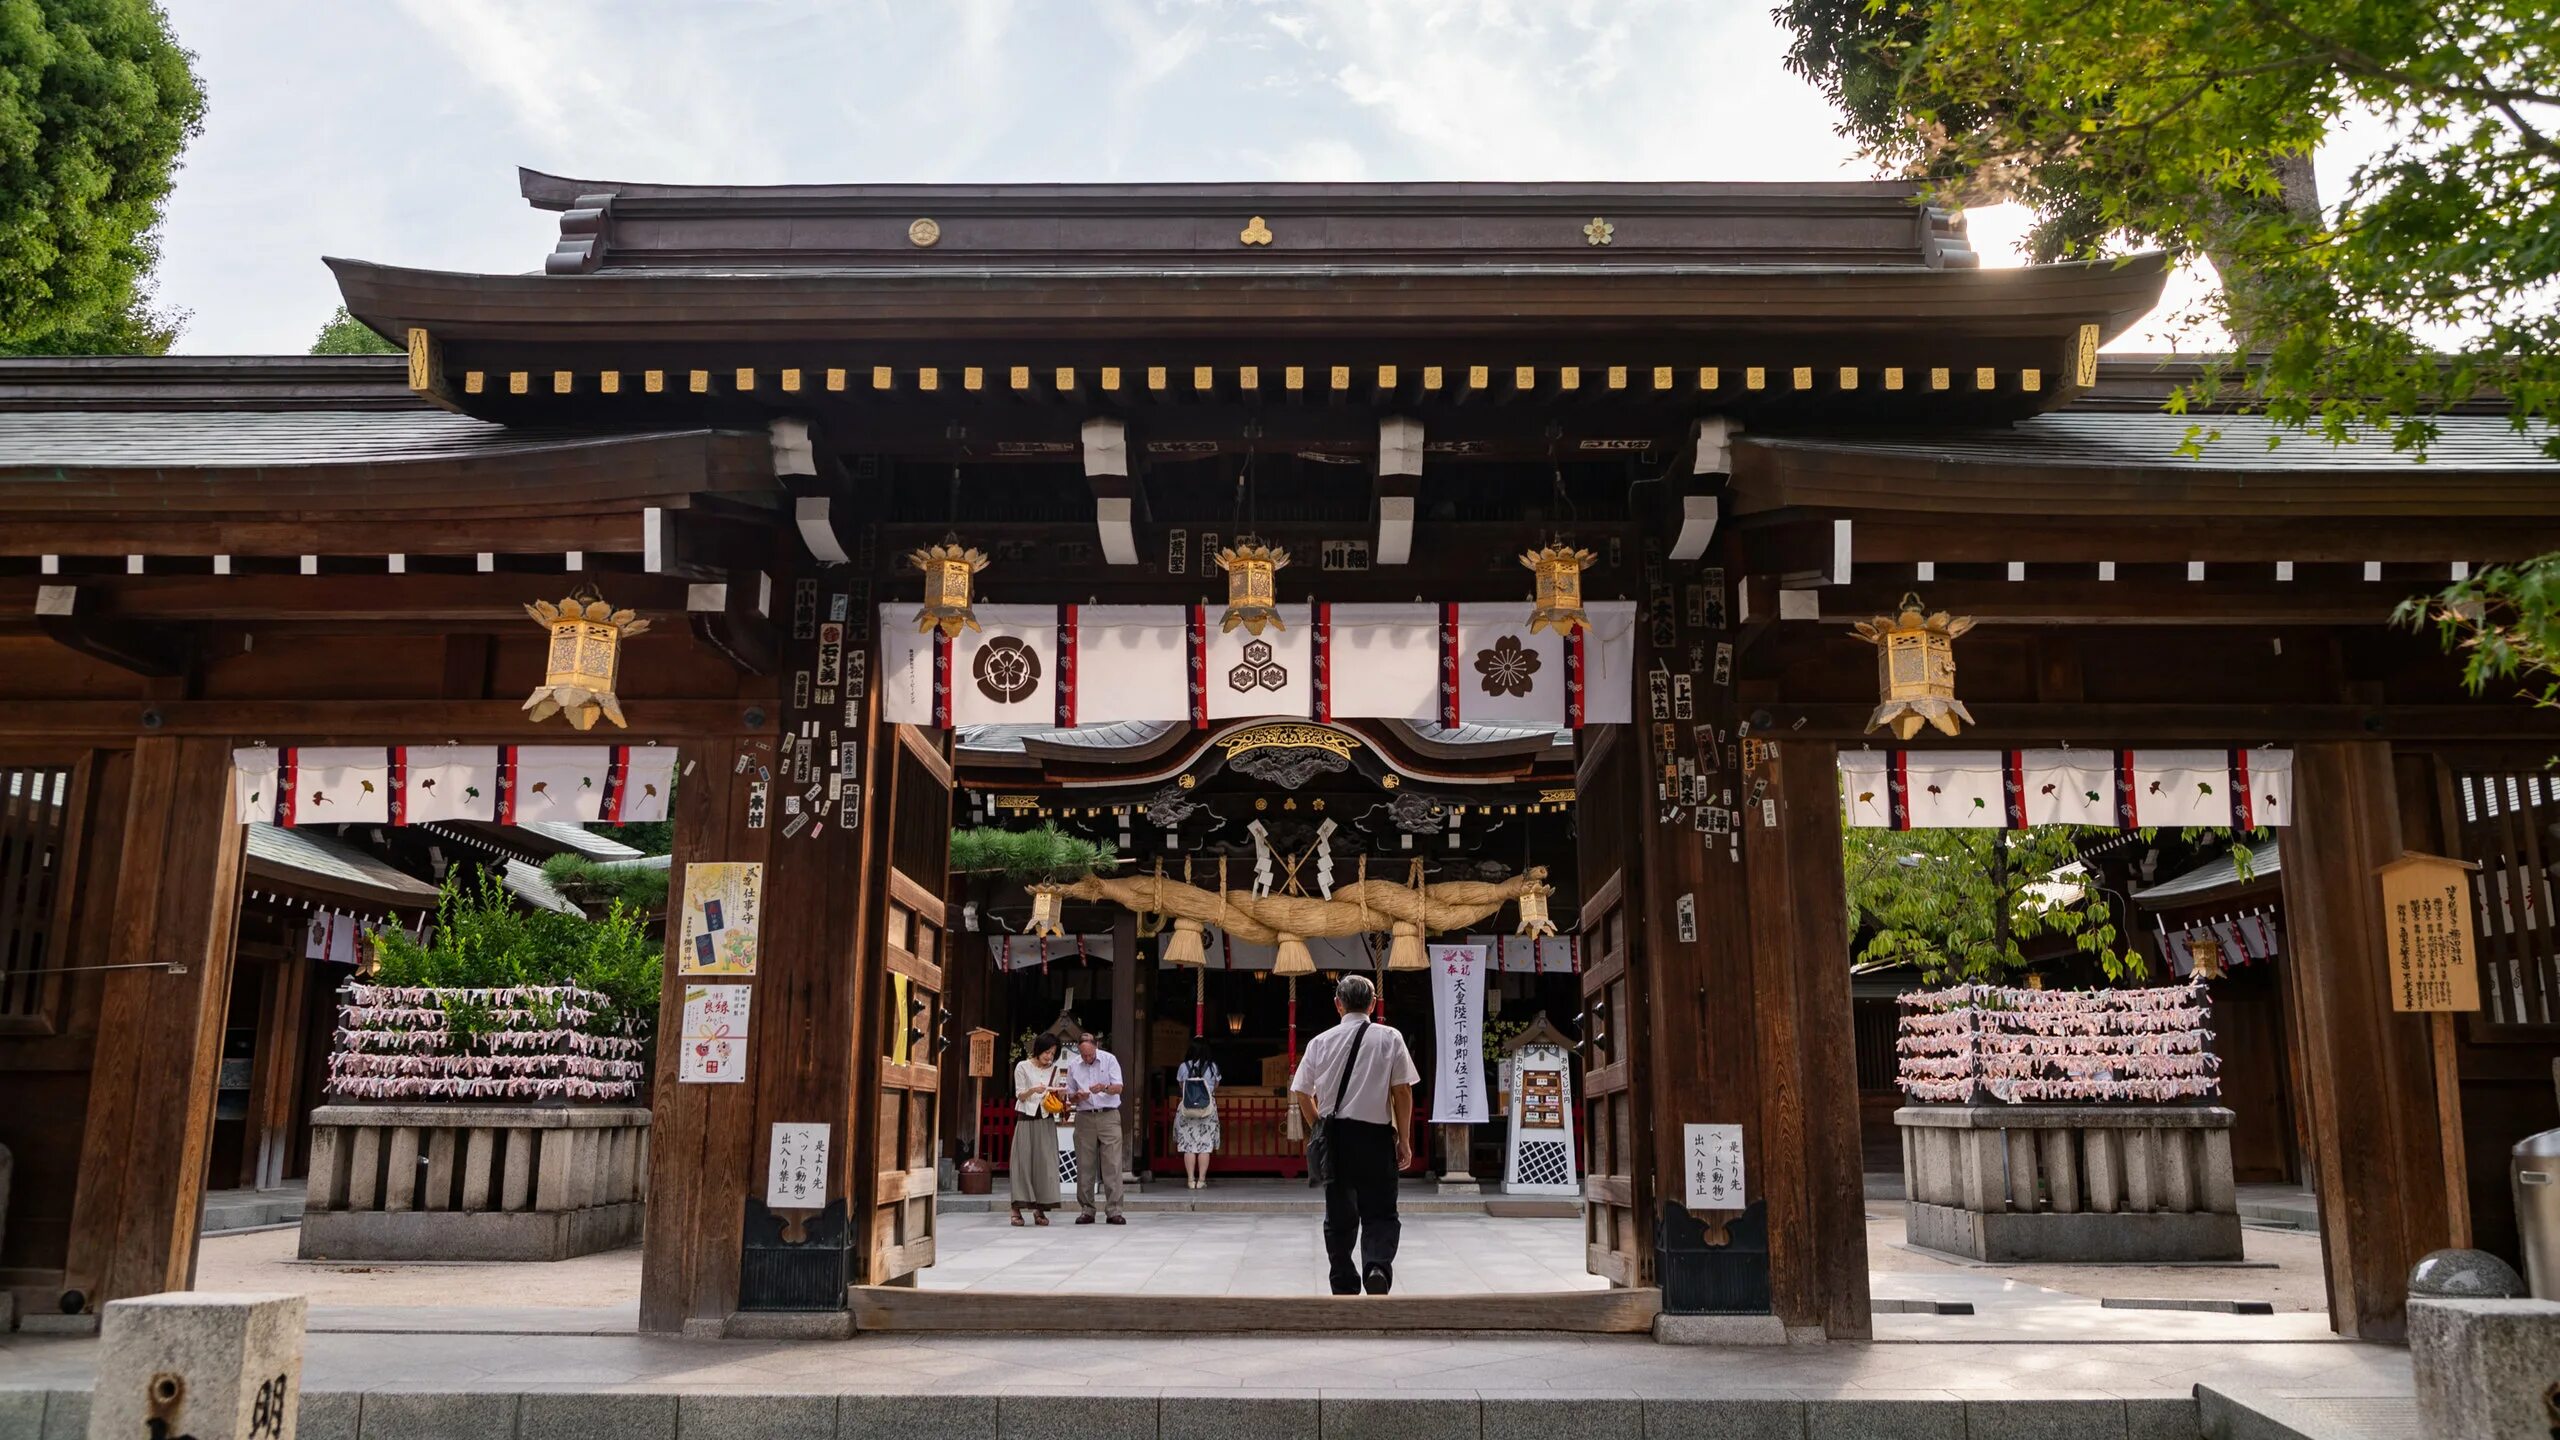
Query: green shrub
369,869,661,1052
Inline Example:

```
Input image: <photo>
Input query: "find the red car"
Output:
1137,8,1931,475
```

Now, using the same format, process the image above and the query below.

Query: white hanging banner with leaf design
1839,748,2293,830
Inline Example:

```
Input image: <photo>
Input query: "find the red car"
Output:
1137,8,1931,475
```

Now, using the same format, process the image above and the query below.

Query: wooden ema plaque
1522,1069,1565,1129
967,1027,997,1079
2377,852,2483,1013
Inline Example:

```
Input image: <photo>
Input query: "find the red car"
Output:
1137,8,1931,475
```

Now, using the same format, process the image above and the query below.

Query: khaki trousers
1073,1109,1127,1218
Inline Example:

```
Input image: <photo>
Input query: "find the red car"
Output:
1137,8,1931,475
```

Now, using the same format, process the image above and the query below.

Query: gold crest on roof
1215,543,1290,635
908,542,990,638
523,591,650,730
1852,592,1977,741
1520,544,1598,636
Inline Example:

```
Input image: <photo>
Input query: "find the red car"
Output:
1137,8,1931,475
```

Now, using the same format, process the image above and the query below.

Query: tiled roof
1752,413,2559,472
244,824,441,903
0,410,715,470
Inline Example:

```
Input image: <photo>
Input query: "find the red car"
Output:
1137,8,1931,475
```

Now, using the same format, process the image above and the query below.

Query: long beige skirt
1009,1114,1061,1206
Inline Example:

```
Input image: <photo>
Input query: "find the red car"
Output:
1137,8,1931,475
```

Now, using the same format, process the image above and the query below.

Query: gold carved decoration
1852,592,1977,741
1539,787,1577,805
1240,215,1274,246
1583,216,1615,246
1216,723,1358,761
523,590,650,730
992,795,1042,812
1061,865,1549,948
908,217,941,247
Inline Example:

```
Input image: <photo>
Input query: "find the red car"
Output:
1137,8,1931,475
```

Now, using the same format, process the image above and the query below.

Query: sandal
1034,1210,1050,1226
1011,1209,1025,1227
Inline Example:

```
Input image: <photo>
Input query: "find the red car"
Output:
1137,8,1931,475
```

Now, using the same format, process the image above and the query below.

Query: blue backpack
1180,1065,1213,1110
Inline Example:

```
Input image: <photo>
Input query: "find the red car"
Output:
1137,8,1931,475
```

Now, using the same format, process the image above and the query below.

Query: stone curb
9,1387,2198,1440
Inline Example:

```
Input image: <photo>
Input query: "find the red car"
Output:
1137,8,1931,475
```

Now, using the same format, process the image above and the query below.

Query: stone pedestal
90,1292,306,1440
1896,1105,2242,1263
300,1104,649,1262
1437,1123,1481,1194
2412,1297,2560,1439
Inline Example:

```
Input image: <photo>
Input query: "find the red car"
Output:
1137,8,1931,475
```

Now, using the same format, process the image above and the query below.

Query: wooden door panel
867,725,952,1287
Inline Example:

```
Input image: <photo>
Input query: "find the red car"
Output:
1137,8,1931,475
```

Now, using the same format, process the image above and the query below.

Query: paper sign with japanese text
679,984,752,1083
1684,1122,1746,1210
766,1122,830,1208
678,862,763,975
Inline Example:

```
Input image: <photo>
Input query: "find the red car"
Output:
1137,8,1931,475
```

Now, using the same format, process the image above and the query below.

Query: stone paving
921,1209,1606,1296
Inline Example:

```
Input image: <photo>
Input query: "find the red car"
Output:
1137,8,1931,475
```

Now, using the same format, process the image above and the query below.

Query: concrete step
200,1188,306,1235
940,1187,1578,1218
2198,1385,2419,1439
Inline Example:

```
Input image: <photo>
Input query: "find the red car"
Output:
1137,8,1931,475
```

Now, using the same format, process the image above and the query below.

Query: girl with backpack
1173,1038,1222,1189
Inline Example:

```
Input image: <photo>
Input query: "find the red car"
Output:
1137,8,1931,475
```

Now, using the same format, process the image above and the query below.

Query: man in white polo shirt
1290,974,1420,1295
1064,1031,1127,1224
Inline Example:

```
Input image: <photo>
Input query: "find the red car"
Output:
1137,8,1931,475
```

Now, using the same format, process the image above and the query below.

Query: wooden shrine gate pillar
62,736,247,1309
1605,724,1869,1339
2278,740,2457,1341
1741,740,1871,1339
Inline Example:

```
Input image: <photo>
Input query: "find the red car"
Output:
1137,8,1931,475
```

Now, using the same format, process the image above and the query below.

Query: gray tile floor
921,1211,1606,1295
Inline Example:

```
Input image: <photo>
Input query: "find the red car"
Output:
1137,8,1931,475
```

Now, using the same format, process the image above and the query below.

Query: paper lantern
2189,932,2227,980
1386,919,1428,970
522,592,651,730
1215,543,1290,635
1515,878,1558,938
909,542,990,638
1025,885,1066,939
1520,544,1598,637
1226,1012,1245,1034
1162,917,1207,968
1852,592,1977,741
1274,934,1316,976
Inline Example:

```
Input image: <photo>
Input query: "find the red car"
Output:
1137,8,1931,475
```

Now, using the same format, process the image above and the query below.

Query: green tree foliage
2404,558,2560,706
368,869,662,1046
1775,0,2560,458
949,825,1118,882
309,305,397,355
538,853,671,916
0,0,204,354
1844,825,2139,983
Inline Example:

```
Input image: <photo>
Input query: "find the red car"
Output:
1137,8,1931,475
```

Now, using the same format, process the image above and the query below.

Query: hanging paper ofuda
1428,943,1490,1125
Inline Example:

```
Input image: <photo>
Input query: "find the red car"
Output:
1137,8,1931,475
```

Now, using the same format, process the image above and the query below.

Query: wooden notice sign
2378,852,2483,1013
967,1027,997,1079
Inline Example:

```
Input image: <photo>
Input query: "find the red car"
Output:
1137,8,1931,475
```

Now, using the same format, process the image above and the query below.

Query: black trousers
1321,1118,1401,1293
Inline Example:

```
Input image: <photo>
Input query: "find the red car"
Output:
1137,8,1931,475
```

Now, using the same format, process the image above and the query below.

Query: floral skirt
1173,1108,1220,1154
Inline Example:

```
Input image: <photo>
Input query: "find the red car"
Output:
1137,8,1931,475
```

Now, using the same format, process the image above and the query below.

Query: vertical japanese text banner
1429,943,1489,1124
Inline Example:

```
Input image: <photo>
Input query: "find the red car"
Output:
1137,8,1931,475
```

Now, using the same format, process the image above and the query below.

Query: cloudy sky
153,0,2216,356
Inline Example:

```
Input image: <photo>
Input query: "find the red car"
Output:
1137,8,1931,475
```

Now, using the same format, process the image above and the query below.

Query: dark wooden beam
1825,515,2560,566
1755,702,2560,744
687,575,778,675
0,573,700,624
0,699,773,740
33,585,194,678
1809,577,2428,627
0,514,648,559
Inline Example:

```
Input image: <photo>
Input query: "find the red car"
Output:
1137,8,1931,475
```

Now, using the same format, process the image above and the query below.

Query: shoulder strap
1329,1020,1372,1116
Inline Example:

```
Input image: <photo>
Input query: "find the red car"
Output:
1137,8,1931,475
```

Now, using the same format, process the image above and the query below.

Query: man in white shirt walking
1064,1032,1128,1224
1290,974,1420,1295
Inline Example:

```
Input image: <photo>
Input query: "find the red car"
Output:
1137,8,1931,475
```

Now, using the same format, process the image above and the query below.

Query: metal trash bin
2513,1129,2560,1298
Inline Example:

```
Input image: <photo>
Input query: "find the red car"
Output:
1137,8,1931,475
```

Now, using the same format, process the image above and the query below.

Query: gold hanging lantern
522,591,651,730
1025,884,1067,938
1515,878,1557,938
2188,932,2227,981
1215,543,1290,635
1274,934,1316,976
1520,544,1598,636
1851,592,1977,741
908,542,990,638
1162,917,1207,968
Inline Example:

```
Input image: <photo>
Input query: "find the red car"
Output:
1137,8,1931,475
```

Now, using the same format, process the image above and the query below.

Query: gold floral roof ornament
908,541,990,638
1583,216,1614,246
1240,215,1274,246
1515,876,1558,938
523,590,650,730
1215,543,1290,635
1520,544,1598,636
1852,592,1977,741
